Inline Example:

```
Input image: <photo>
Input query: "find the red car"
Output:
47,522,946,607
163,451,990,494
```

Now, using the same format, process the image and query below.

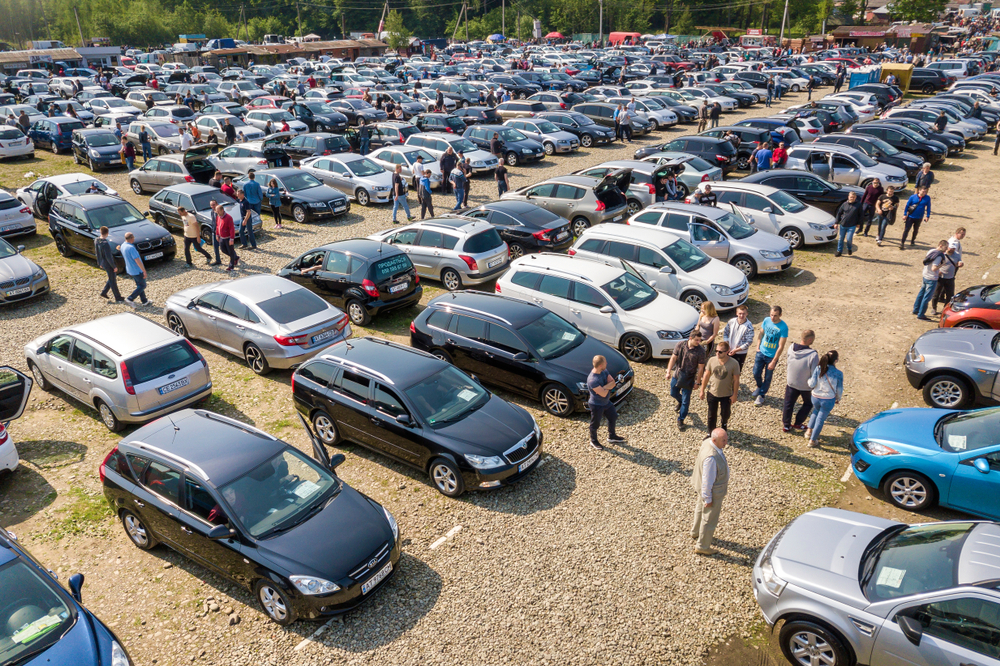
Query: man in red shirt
307,75,317,88
220,177,236,199
771,141,788,169
212,201,238,271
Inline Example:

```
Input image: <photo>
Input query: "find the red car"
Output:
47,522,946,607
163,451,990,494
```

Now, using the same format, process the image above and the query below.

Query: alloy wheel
621,334,649,362
580,134,593,148
356,189,370,206
348,301,367,325
442,269,461,291
99,403,117,430
31,364,45,389
889,477,928,508
929,379,963,408
312,413,337,444
508,243,524,260
781,229,803,249
167,313,186,337
788,630,837,666
258,585,288,622
432,463,459,494
245,345,265,374
626,200,641,216
682,292,705,309
543,386,571,416
958,321,988,329
130,179,143,195
124,514,149,547
292,205,306,223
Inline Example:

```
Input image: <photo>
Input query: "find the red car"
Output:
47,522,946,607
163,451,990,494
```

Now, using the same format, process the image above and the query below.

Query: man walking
419,169,434,219
236,189,257,250
834,66,845,93
138,125,152,162
914,240,947,321
241,171,263,215
587,355,626,451
440,147,458,194
834,191,863,257
782,330,818,433
690,428,729,556
391,164,413,224
450,167,467,210
722,305,754,370
224,118,237,146
94,226,123,302
709,102,721,129
120,232,150,307
700,341,739,432
666,331,707,431
765,77,774,108
357,121,371,155
213,201,238,271
179,206,212,265
915,163,934,191
874,185,900,246
495,162,510,197
697,100,709,133
458,157,472,207
752,305,789,406
900,187,931,249
860,178,884,236
119,137,135,171
490,132,503,161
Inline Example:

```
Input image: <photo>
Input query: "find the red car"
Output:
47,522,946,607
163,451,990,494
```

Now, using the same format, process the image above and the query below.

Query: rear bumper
463,262,510,285
367,285,423,317
0,220,37,238
128,382,213,421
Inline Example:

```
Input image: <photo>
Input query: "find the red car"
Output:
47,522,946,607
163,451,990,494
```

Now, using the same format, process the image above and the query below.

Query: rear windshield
0,128,23,140
256,289,327,324
371,253,414,281
191,191,236,211
0,198,21,210
321,136,350,150
462,229,504,254
57,121,85,133
128,341,199,384
172,107,195,118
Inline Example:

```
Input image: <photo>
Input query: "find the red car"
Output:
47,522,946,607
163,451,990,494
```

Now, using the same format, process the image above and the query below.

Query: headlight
374,186,389,191
90,149,101,158
472,161,485,167
308,202,328,208
759,249,784,260
31,267,45,279
759,558,787,597
907,345,924,364
533,416,541,442
808,223,828,231
465,453,505,470
289,575,341,595
110,640,130,666
657,330,682,340
711,284,734,296
521,148,531,153
861,441,900,456
383,506,399,541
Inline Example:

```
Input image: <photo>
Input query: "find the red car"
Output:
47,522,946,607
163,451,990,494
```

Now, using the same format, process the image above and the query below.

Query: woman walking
805,351,843,447
267,178,284,229
697,302,720,355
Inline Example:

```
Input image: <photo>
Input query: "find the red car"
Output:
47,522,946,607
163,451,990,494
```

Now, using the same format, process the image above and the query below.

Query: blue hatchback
0,527,132,665
27,116,86,154
851,406,1000,518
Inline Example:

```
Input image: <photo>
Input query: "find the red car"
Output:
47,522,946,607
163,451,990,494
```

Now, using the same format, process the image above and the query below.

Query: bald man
690,428,730,555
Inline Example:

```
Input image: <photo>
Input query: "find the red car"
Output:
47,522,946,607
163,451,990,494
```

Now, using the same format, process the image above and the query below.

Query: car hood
794,204,836,226
625,293,699,336
89,144,122,156
544,130,578,142
108,221,172,248
355,170,394,187
506,138,544,151
434,394,535,456
913,327,999,358
292,185,348,203
0,253,39,280
546,336,631,381
770,508,902,611
313,112,349,123
855,407,951,452
689,256,746,289
24,608,109,666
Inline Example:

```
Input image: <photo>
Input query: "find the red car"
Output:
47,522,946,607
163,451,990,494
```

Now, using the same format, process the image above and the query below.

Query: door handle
571,309,581,315
133,499,145,508
83,378,91,383
208,315,216,320
531,298,542,304
181,526,193,534
446,338,456,344
236,325,245,331
484,351,494,358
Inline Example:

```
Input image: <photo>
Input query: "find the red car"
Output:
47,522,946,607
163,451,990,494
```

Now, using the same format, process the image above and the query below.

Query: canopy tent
545,32,565,39
488,34,505,42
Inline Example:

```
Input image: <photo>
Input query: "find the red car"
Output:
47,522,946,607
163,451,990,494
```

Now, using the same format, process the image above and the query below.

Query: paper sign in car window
12,614,62,644
293,479,320,499
948,435,967,451
457,389,477,402
876,566,906,589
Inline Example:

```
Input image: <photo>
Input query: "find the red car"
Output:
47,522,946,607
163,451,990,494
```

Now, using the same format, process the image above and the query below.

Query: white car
693,181,836,249
16,174,119,218
0,366,33,478
0,127,33,160
762,69,810,92
0,191,35,238
368,145,445,189
194,113,265,141
927,59,972,79
244,109,308,134
570,225,749,311
607,97,679,130
496,253,700,363
684,87,738,112
412,89,458,112
823,92,879,121
404,132,498,173
502,118,579,154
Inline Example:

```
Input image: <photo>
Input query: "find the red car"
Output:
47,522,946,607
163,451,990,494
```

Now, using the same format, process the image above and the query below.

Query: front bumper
904,363,924,390
305,201,351,220
756,253,793,274
0,273,49,304
461,439,544,490
553,141,578,153
804,229,838,245
713,288,749,311
293,539,402,619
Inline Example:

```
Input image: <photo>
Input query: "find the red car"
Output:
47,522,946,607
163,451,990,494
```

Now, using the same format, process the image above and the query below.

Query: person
915,163,934,191
697,184,717,206
914,239,947,321
930,243,959,317
241,171,263,214
189,122,201,143
120,232,149,307
900,186,931,249
266,178,284,229
450,167,467,210
180,126,192,150
587,355,626,451
806,74,815,100
458,157,472,207
391,164,414,224
771,141,788,169
782,330,818,433
666,331,707,430
495,162,510,197
85,181,102,194
112,122,122,140
263,120,273,136
698,301,720,354
440,147,457,194
490,132,503,160
214,201,238,271
419,169,434,219
752,305,788,407
118,136,135,171
722,305,754,370
208,170,223,188
874,185,899,246
224,118,237,146
697,100,709,133
860,178,884,236
700,342,739,432
17,110,30,133
834,191,863,257
690,428,729,555
765,77,774,107
709,101,721,129
179,206,212,266
236,189,257,250
755,142,772,171
805,351,843,447
138,125,151,161
357,120,371,155
220,177,236,199
94,226,123,302
933,111,948,134
994,119,1000,155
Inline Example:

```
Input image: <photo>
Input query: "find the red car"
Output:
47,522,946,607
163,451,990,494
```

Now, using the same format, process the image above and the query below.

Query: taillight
715,154,727,161
409,321,416,334
99,445,118,483
567,248,576,255
19,206,29,214
0,424,7,446
184,175,195,182
445,126,454,133
684,196,693,203
532,229,552,242
559,102,567,109
646,184,655,194
120,361,135,395
459,255,478,271
807,128,819,134
322,150,331,155
595,200,606,212
361,278,379,297
701,174,710,182
257,159,267,164
414,275,419,284
274,333,309,346
495,282,501,292
185,339,207,367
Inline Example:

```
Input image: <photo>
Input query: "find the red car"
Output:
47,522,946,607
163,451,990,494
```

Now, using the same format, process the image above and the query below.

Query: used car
534,110,617,147
739,169,864,215
783,143,909,190
128,146,217,194
234,168,350,224
146,183,258,243
0,191,35,238
903,328,1000,409
299,154,393,207
501,171,631,237
70,128,125,171
16,173,118,218
282,132,352,164
462,200,574,258
0,237,48,305
209,137,292,176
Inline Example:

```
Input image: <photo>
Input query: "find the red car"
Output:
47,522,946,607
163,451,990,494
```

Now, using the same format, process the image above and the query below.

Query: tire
649,118,659,131
311,410,339,445
346,299,370,326
517,91,527,99
255,580,296,626
155,213,168,229
626,199,642,216
882,470,937,512
735,156,750,171
244,343,270,375
676,182,690,198
200,225,213,244
779,620,853,666
922,83,935,94
462,100,470,108
780,227,804,249
355,189,370,206
120,510,158,550
158,147,166,156
543,142,555,156
89,158,97,172
167,312,187,337
731,254,758,279
429,348,452,363
130,179,144,195
922,373,970,409
54,234,74,258
50,142,58,154
441,268,462,291
73,151,80,164
580,133,593,148
291,204,307,223
429,457,465,497
620,333,652,363
96,400,123,432
957,320,989,329
505,151,519,166
541,383,574,417
681,291,707,310
571,216,590,237
508,243,525,260
28,361,51,391
791,84,800,92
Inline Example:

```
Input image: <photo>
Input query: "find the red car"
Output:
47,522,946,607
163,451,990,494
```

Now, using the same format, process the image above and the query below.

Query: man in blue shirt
900,187,931,249
241,170,263,214
756,142,773,171
587,355,625,451
120,232,149,307
752,305,788,406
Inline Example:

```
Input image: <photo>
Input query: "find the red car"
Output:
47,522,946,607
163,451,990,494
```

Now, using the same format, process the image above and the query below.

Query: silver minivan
784,143,908,190
24,312,212,431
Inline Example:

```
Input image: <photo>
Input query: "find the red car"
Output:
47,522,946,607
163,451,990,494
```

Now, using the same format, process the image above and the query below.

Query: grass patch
267,417,295,430
45,488,114,541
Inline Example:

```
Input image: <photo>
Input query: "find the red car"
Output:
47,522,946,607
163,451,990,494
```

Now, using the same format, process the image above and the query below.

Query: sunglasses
716,350,727,355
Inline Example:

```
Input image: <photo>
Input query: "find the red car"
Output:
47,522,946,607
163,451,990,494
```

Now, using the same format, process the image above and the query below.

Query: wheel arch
875,467,940,498
917,368,978,395
425,451,461,474
774,612,860,666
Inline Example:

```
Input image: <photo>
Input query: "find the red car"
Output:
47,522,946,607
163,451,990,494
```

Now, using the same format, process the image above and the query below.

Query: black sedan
812,134,923,179
740,169,864,215
702,83,755,108
235,168,349,224
872,116,965,156
326,99,387,126
101,408,400,625
283,100,350,132
413,113,467,134
452,106,501,126
534,111,616,147
283,132,352,164
462,200,574,258
849,122,948,165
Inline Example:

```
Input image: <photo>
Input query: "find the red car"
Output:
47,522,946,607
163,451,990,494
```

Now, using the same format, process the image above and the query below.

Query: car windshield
86,133,119,147
861,522,973,603
0,239,17,259
303,102,332,114
601,271,657,311
150,124,180,138
104,98,130,107
62,180,107,195
534,121,560,133
0,559,76,665
715,211,756,240
255,288,328,324
518,311,585,359
770,190,806,213
449,138,477,153
220,448,339,538
867,136,899,155
348,158,385,177
404,366,489,426
498,128,527,142
147,92,168,101
404,149,435,164
277,172,322,192
642,98,665,109
191,191,236,211
936,406,1000,452
84,202,144,229
268,111,293,122
568,112,595,126
663,238,711,272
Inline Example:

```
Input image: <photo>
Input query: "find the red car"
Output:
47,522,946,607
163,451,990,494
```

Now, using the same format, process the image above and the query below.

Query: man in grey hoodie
782,330,818,433
94,225,123,302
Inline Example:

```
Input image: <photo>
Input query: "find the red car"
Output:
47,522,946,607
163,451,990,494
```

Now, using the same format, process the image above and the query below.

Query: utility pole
517,9,521,42
73,6,85,47
341,13,346,40
377,0,389,38
502,0,505,37
296,0,302,38
778,0,790,43
465,0,469,42
242,6,249,43
599,0,603,46
452,2,465,41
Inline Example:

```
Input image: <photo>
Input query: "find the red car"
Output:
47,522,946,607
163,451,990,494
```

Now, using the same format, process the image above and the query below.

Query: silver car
163,275,352,375
209,135,293,176
194,114,265,142
86,96,142,119
606,97,680,130
0,238,49,305
502,118,580,155
128,146,217,194
754,508,1000,666
403,132,498,173
502,171,632,238
300,154,393,206
124,120,182,156
369,145,445,190
903,328,1000,409
24,312,212,431
244,109,309,134
784,143,908,190
574,160,677,216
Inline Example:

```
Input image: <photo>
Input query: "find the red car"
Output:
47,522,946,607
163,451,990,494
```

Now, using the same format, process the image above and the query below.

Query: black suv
487,74,541,98
281,100,350,132
698,125,770,171
411,291,633,417
642,136,738,174
277,239,422,326
910,67,951,94
292,337,542,497
282,132,352,164
100,408,400,626
462,200,573,258
849,123,947,165
413,113,467,134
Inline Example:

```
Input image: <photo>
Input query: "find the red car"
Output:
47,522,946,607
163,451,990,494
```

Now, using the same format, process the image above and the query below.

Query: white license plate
6,287,30,296
6,140,22,146
616,380,632,396
518,449,540,473
612,215,623,222
362,562,392,595
311,329,336,345
389,282,408,294
144,251,163,260
157,376,190,395
487,257,504,269
0,224,20,232
556,231,569,241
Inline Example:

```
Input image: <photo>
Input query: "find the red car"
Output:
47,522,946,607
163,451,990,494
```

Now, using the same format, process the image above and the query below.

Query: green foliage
673,5,696,34
385,10,410,50
889,0,947,23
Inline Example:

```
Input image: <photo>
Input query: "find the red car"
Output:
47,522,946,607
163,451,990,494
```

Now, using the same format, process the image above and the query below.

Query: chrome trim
136,441,210,480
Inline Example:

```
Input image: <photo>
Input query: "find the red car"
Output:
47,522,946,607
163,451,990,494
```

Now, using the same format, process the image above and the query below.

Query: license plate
612,215,624,222
616,380,632,396
389,282,408,294
157,376,190,395
311,329,336,345
145,251,163,260
333,204,346,211
0,224,20,232
362,562,392,595
518,449,540,473
488,256,504,269
556,231,569,241
6,287,30,296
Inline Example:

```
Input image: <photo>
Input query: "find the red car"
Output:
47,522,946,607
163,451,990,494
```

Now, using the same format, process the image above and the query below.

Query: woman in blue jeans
805,351,844,447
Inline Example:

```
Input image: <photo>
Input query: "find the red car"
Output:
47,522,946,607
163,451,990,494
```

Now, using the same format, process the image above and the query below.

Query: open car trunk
184,145,219,184
594,168,631,209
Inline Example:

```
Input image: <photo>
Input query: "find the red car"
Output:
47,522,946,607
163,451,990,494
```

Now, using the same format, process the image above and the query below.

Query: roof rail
135,441,211,481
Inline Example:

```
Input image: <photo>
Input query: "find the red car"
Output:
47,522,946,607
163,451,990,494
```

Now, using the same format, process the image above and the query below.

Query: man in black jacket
223,118,237,146
95,226,123,302
440,147,458,194
834,191,863,257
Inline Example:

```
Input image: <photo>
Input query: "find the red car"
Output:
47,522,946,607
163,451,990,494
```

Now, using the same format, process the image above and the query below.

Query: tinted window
637,246,668,269
298,361,336,386
511,271,541,290
578,238,605,252
93,350,117,378
743,193,772,211
906,598,1000,658
486,324,527,353
70,340,94,368
185,478,221,523
372,384,407,417
127,341,199,385
426,310,452,330
632,212,662,225
220,295,249,320
418,230,444,248
256,289,328,324
538,275,572,299
141,461,181,503
462,229,503,254
453,314,487,342
391,229,418,246
665,213,690,231
335,370,369,403
572,282,610,308
606,241,635,261
371,253,413,281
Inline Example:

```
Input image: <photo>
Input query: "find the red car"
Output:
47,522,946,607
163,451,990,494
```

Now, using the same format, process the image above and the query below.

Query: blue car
851,406,1000,518
0,527,132,665
27,116,86,155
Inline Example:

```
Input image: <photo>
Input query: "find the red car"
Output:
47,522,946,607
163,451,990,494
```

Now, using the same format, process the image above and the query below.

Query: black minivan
278,239,422,326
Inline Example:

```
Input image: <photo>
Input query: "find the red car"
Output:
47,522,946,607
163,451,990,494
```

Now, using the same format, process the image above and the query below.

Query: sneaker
876,239,882,246
751,388,761,398
590,440,604,451
673,401,681,413
608,435,626,443
804,428,812,439
809,440,821,448
794,424,807,431
694,548,717,556
140,300,152,307
916,315,932,321
930,308,938,316
847,248,852,256
782,426,791,433
754,396,764,407
835,251,841,257
677,419,686,431
124,299,136,308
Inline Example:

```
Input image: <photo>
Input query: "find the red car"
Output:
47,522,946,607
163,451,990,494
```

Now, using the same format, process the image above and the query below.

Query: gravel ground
1,89,995,666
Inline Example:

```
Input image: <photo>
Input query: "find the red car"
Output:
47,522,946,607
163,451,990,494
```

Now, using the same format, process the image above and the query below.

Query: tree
384,10,410,50
673,4,695,34
889,0,946,22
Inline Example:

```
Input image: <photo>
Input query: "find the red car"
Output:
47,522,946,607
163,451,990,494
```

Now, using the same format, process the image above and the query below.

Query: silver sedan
502,118,580,155
368,146,445,190
299,154,394,206
163,275,352,374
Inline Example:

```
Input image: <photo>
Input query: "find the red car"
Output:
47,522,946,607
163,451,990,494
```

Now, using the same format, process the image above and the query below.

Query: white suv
569,225,749,311
495,253,699,363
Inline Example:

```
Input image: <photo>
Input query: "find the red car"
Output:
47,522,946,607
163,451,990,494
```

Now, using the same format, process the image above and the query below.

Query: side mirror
599,305,614,314
763,207,773,213
974,457,991,474
329,453,346,468
659,264,675,274
142,211,149,217
394,414,413,427
897,615,923,646
512,352,528,361
207,524,236,541
68,573,85,602
16,245,25,253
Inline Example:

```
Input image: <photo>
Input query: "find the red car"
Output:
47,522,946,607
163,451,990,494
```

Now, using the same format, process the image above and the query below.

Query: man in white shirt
690,428,730,555
180,127,192,150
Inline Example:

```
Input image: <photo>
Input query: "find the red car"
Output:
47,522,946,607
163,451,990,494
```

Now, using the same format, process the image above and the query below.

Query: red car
246,95,291,109
939,284,1000,329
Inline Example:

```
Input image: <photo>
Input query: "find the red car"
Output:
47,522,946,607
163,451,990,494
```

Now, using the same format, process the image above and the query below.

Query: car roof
68,312,177,357
317,238,403,257
790,142,861,156
582,223,686,248
45,173,101,185
318,336,441,389
648,202,731,219
414,215,487,232
545,174,599,187
509,252,623,282
161,183,221,195
427,291,545,328
702,180,779,195
592,159,658,173
213,275,305,303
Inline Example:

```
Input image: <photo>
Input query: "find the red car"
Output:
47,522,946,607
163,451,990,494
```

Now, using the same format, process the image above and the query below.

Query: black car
283,132,352,164
517,71,568,91
698,125,770,170
235,168,350,224
100,408,400,625
282,100,350,132
849,123,947,165
641,136,738,174
733,71,790,94
452,106,501,126
147,183,244,243
343,125,401,152
326,99,387,126
876,116,965,156
462,200,573,258
702,83,754,108
462,125,545,165
49,194,175,270
369,91,424,119
739,169,864,215
910,67,951,94
787,106,843,134
293,337,543,497
487,74,541,98
733,118,801,145
798,65,836,86
413,113,467,134
277,239,422,326
374,121,421,145
70,128,123,171
812,133,923,179
534,111,616,147
411,292,634,416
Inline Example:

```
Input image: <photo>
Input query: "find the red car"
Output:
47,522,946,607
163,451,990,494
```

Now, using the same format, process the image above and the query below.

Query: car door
533,273,574,320
742,192,781,235
691,216,731,260
567,279,621,344
805,151,832,180
37,181,60,218
0,366,31,424
133,458,187,549
327,369,379,449
186,290,226,341
483,323,538,395
871,595,1000,666
634,245,682,297
309,250,352,307
214,146,241,173
212,295,254,354
525,182,557,210
831,154,862,185
793,175,839,212
946,448,1000,519
62,338,96,402
36,334,74,394
410,229,445,276
366,383,428,468
444,313,493,380
326,159,354,195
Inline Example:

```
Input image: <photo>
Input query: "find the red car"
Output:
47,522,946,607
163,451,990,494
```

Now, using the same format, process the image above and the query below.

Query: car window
48,335,73,360
939,408,1000,453
632,211,662,225
606,241,636,261
538,274,572,299
510,270,542,290
553,184,584,200
744,193,772,212
486,323,527,354
528,183,556,198
637,246,668,269
297,360,337,387
185,477,222,523
572,282,611,308
220,295,249,321
692,224,723,242
392,229,418,246
904,598,1000,658
451,314,487,342
334,370,369,403
664,213,691,231
0,559,76,665
93,350,117,378
418,230,444,248
833,156,857,170
71,340,94,369
256,289,328,324
141,460,182,504
324,251,350,273
372,384,407,418
197,291,228,311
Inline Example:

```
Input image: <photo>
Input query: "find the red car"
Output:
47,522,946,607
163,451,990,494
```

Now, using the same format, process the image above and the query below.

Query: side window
220,295,249,321
196,291,228,311
324,251,351,273
141,461,182,504
554,184,584,200
372,384,407,418
126,453,151,479
334,370,370,403
571,282,611,308
510,270,542,290
426,310,452,330
743,193,772,211
794,176,825,192
527,183,556,198
577,238,606,253
439,234,458,250
392,229,419,246
632,212,662,226
184,478,221,523
606,241,636,261
48,335,73,360
71,340,94,369
906,598,1000,659
833,156,857,170
452,314,487,342
161,191,180,207
418,230,443,248
486,324,527,354
716,191,742,206
298,250,325,270
297,361,337,386
538,275,572,299
637,246,668,269
93,350,117,379
692,225,723,242
665,213,691,231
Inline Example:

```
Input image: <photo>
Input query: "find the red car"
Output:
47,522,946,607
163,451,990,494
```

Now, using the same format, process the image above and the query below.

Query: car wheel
244,343,270,375
735,156,750,171
292,204,307,223
681,291,707,310
462,100,470,108
922,83,935,94
676,182,690,198
922,373,969,409
517,91,527,99
780,227,804,249
429,348,452,363
28,361,51,391
620,333,651,363
541,383,573,417
791,84,800,92
508,242,525,259
346,299,371,326
54,234,74,258
96,399,123,432
543,142,555,156
73,151,80,164
649,118,659,131
731,254,758,279
155,213,168,229
429,457,465,497
779,620,852,666
50,142,58,154
626,199,642,216
200,225,213,244
355,188,370,206
441,268,462,291
121,510,158,550
505,151,518,166
255,580,296,626
167,312,187,337
311,410,339,445
958,320,989,329
158,147,166,156
130,179,144,195
571,216,590,237
882,471,937,512
580,134,593,148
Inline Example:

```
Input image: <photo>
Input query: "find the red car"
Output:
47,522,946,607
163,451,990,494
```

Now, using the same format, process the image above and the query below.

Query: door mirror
659,264,675,274
395,414,413,427
897,615,923,646
16,245,24,253
762,207,773,214
512,352,528,361
647,280,657,288
329,453,346,468
68,573,84,602
207,524,236,540
974,457,991,474
599,305,614,314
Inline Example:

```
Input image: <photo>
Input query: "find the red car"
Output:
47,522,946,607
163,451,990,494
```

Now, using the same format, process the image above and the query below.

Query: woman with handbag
805,351,844,447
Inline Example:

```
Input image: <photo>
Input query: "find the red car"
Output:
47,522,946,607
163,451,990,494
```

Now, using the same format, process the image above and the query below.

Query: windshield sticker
457,389,477,402
948,435,968,450
876,566,906,589
293,479,320,499
12,613,62,644
562,331,577,341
